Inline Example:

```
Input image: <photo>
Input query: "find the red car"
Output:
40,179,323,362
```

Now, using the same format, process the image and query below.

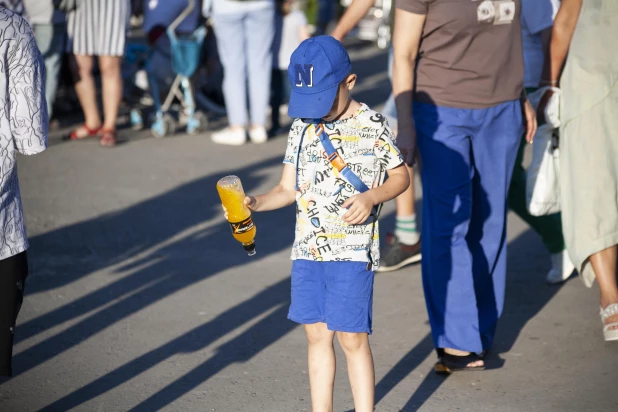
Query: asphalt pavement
0,43,617,412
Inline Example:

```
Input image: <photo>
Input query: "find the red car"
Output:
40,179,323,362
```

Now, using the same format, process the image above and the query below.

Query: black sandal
435,352,485,374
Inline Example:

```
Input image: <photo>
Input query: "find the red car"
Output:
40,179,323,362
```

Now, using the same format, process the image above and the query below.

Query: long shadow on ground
14,154,294,377
368,229,567,412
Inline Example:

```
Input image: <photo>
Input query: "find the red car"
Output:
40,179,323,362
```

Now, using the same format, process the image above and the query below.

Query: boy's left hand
342,192,375,225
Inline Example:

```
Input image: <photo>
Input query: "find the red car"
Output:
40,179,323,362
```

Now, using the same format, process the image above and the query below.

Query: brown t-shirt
397,0,524,108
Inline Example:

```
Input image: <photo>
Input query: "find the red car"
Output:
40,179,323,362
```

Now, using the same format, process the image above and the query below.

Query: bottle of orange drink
216,175,257,255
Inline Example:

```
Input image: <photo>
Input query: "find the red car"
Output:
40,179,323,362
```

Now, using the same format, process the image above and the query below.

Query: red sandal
69,124,101,140
99,129,117,147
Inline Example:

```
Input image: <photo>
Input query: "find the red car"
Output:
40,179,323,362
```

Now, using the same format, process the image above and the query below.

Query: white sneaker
211,127,246,146
248,126,268,144
546,250,576,284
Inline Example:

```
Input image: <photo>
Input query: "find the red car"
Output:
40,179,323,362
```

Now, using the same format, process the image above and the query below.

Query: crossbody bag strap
316,123,382,270
315,123,370,193
315,123,382,218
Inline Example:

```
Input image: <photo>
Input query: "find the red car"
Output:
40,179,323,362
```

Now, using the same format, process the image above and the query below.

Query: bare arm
247,164,297,212
331,0,375,41
367,164,409,205
540,0,582,85
539,25,552,68
392,9,425,165
341,164,410,225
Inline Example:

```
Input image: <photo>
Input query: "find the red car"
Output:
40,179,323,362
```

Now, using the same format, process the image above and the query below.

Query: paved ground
1,43,617,412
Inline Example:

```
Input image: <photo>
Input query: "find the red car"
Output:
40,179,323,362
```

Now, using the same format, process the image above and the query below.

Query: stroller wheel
130,108,144,130
187,111,208,135
152,113,176,138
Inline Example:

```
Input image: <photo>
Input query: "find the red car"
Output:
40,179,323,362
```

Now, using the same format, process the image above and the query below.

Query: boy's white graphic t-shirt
284,105,403,267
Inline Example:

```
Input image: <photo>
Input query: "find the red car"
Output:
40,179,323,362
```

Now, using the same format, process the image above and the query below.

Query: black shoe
435,352,486,374
376,235,421,272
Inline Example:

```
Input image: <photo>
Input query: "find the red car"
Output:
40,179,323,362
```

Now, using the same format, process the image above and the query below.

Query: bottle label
229,217,255,234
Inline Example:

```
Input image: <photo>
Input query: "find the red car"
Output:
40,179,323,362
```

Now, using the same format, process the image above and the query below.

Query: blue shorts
288,260,375,334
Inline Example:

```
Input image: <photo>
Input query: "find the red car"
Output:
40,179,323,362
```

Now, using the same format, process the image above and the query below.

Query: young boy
241,37,408,411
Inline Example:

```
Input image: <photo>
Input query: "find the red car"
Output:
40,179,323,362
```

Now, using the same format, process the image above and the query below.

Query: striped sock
395,214,420,245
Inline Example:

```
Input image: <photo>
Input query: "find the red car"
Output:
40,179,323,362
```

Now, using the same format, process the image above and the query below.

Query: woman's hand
342,192,376,225
396,124,418,166
535,88,555,125
523,98,538,144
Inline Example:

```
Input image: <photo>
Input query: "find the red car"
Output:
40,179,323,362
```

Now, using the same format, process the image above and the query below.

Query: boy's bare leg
305,323,336,412
337,332,375,412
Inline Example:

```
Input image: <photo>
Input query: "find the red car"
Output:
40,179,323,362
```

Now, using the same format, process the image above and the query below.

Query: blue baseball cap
287,36,352,119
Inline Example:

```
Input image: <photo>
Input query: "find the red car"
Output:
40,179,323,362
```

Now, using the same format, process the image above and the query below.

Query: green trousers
508,101,565,254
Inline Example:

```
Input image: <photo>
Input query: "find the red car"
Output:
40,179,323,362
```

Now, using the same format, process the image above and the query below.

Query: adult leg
305,323,336,412
213,12,248,128
391,46,416,239
98,55,123,135
591,246,618,332
245,6,274,140
388,45,417,237
337,332,374,412
414,102,482,354
33,23,65,119
270,69,283,133
317,0,334,35
468,101,522,351
70,54,102,136
378,49,420,272
394,166,419,244
0,252,28,377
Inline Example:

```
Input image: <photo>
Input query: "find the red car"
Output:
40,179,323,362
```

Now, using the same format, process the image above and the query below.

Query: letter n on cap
295,64,314,88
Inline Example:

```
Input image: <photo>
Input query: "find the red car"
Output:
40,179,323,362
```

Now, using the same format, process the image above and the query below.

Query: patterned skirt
66,0,130,57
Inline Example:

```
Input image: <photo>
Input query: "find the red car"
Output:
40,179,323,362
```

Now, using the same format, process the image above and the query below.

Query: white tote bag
526,124,561,216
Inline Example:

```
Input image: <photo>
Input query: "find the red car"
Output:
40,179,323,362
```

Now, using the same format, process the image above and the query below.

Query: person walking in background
66,0,130,147
315,0,333,35
270,0,309,136
22,0,66,121
538,0,618,341
507,0,574,284
0,7,48,378
206,0,275,146
332,0,422,272
393,0,537,372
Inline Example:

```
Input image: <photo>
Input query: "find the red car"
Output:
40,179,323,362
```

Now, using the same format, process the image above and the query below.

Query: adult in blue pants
206,0,275,146
392,0,537,372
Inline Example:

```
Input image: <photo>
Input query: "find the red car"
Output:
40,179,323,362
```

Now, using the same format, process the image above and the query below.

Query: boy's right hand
245,196,257,210
221,196,257,220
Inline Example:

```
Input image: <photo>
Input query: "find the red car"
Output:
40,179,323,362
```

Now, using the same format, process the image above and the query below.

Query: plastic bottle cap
244,243,256,256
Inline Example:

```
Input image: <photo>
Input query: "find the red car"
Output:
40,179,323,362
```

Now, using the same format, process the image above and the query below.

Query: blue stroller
129,0,207,137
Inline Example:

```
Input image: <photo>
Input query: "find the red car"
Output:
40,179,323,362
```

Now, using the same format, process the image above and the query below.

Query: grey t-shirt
0,8,48,259
396,0,524,109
